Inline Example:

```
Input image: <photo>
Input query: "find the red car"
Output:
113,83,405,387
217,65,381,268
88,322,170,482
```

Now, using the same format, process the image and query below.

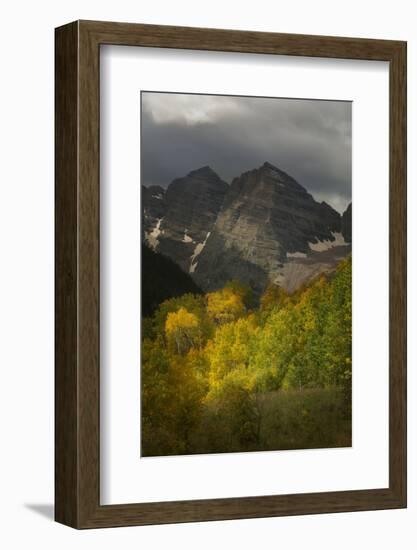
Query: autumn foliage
141,256,352,456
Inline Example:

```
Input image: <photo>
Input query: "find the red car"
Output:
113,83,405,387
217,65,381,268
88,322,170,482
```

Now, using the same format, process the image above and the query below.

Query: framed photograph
55,20,406,528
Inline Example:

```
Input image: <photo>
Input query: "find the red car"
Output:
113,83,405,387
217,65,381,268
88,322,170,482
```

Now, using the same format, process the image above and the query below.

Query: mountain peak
320,200,336,212
259,161,293,180
261,161,279,170
257,161,307,193
188,165,219,179
168,165,229,195
143,162,351,296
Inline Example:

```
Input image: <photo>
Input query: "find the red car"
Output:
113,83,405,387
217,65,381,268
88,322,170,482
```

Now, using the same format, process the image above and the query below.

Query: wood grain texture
55,21,79,527
388,41,407,503
55,20,407,529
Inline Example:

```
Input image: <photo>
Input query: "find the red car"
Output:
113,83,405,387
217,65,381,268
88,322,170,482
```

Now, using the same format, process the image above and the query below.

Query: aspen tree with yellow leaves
141,256,352,456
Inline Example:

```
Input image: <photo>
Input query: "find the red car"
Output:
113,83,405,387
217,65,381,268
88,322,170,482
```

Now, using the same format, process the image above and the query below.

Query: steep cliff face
142,185,166,242
142,162,351,296
193,162,349,294
341,202,352,243
143,166,229,272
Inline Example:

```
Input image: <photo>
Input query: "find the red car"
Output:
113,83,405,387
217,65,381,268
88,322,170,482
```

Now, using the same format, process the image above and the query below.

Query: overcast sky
141,92,352,213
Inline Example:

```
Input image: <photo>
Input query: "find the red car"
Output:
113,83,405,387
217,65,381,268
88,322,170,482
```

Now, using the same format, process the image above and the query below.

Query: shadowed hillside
142,244,202,317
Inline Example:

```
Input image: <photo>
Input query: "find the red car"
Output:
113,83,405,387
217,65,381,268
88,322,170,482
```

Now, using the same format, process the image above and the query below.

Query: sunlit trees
141,255,352,456
154,293,214,347
224,280,255,309
321,257,352,399
206,286,246,325
165,307,200,354
205,316,258,396
250,305,299,391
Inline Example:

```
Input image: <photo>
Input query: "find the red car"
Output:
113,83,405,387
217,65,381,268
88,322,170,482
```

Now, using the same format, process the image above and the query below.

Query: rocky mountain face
341,202,352,243
144,166,228,272
142,185,166,241
143,162,352,296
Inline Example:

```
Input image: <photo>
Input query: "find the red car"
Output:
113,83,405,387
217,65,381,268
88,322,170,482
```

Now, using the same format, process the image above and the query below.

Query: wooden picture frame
55,20,407,529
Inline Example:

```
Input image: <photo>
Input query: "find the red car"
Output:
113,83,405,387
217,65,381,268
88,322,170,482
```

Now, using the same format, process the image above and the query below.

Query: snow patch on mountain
182,230,193,243
286,251,307,259
190,232,211,273
308,232,348,252
145,218,163,250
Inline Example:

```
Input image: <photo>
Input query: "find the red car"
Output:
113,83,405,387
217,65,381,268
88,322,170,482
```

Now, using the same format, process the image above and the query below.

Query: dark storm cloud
141,92,351,213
